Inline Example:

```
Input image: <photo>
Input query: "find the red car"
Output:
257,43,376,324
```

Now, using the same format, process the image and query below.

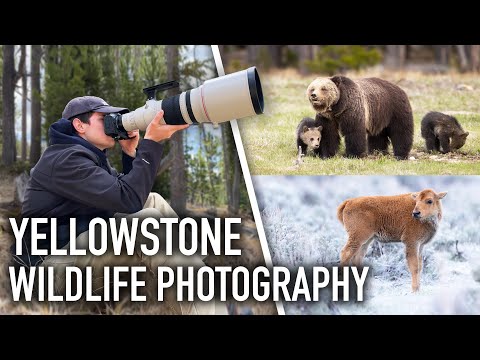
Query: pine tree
0,46,3,140
81,45,101,96
30,45,42,165
201,126,223,205
43,45,86,135
98,45,117,104
166,45,187,214
2,45,25,166
21,45,27,161
221,123,242,214
139,45,166,87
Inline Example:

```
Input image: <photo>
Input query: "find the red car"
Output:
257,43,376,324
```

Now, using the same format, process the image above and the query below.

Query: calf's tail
337,200,349,225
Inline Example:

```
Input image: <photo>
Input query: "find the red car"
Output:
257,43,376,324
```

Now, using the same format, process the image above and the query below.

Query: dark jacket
14,118,164,266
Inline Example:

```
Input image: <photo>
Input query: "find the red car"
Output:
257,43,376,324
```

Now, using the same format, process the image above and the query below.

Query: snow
253,175,480,314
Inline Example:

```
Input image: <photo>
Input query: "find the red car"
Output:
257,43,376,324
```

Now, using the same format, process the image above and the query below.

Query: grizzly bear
296,117,322,156
296,116,340,158
306,76,414,159
421,111,469,153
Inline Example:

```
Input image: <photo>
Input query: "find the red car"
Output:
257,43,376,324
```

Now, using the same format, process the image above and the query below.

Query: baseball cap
62,96,129,120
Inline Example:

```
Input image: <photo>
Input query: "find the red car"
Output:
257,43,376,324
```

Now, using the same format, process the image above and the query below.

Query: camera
104,67,264,140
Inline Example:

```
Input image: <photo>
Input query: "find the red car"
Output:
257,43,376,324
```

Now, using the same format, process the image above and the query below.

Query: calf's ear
411,192,419,199
437,191,447,199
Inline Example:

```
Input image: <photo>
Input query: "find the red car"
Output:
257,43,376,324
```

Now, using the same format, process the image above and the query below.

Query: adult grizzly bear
306,76,414,159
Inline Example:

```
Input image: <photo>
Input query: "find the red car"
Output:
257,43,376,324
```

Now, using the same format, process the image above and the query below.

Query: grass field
238,69,480,175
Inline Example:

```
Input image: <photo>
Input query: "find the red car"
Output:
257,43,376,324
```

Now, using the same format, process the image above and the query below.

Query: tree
454,45,480,73
81,45,101,95
217,45,225,58
247,45,275,70
200,126,223,205
385,45,407,69
222,124,232,210
166,45,187,214
30,45,42,165
470,45,480,72
231,143,241,214
305,46,382,75
2,45,25,166
111,46,144,110
43,45,86,134
98,45,117,103
222,123,241,214
21,45,27,161
138,45,166,86
268,45,283,67
295,45,314,75
433,45,450,67
187,146,209,206
0,46,3,127
456,45,469,73
247,46,259,66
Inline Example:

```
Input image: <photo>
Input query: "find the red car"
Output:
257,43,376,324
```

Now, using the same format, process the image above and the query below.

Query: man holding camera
14,96,224,314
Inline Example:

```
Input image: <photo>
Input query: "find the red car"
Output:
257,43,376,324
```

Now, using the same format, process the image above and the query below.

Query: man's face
80,112,115,150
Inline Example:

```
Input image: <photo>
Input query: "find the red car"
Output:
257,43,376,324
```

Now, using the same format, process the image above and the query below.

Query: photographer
13,96,223,314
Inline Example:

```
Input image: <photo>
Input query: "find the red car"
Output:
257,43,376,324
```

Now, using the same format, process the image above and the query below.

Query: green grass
238,70,480,175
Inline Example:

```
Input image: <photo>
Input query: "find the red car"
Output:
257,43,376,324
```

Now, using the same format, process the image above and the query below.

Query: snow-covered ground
253,176,480,315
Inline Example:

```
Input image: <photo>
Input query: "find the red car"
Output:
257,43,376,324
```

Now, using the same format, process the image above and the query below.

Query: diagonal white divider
211,45,285,315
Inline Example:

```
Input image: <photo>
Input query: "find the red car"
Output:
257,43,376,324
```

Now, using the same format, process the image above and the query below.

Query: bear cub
296,117,322,156
421,112,469,153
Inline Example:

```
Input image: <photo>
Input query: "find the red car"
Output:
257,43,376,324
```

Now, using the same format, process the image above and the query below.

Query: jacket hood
49,118,109,167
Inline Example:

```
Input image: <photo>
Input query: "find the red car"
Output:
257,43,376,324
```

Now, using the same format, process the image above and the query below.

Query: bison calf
337,189,447,292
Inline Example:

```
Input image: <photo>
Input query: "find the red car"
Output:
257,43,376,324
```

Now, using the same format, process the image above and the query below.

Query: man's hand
144,110,189,142
119,129,140,158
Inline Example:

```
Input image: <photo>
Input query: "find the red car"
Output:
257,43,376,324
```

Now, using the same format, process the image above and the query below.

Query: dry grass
238,69,480,175
0,172,15,312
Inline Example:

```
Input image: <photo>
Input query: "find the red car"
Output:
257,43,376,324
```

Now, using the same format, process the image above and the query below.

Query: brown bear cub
421,112,469,153
296,116,340,158
296,117,322,156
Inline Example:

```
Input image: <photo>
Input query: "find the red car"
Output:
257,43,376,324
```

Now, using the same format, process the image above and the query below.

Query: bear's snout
310,94,323,103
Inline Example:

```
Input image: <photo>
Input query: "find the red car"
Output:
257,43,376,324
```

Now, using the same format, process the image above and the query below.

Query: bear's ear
411,192,419,199
464,131,470,137
316,126,323,131
330,76,342,86
303,125,309,133
437,191,447,199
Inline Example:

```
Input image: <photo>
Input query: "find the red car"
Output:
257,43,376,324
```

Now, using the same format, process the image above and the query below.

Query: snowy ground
253,176,480,315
